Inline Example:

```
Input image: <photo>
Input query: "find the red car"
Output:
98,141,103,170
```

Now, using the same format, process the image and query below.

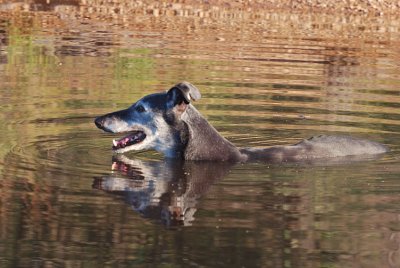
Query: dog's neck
180,106,246,162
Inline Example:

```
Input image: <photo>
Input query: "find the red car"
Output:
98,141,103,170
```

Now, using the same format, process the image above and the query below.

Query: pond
1,3,400,268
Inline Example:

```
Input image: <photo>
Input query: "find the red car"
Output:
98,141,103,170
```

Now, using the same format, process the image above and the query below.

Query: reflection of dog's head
93,155,226,227
94,82,201,157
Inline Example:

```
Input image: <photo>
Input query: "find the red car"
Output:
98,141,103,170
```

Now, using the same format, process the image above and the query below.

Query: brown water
1,3,400,268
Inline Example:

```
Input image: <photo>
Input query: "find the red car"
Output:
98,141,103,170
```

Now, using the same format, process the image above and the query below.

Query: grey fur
181,105,246,162
95,82,389,163
241,135,388,163
173,81,201,103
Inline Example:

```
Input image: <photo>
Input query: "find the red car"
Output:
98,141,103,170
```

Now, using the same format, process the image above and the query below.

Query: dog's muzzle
94,116,109,132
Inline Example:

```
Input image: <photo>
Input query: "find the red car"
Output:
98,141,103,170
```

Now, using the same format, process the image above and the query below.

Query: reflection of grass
113,48,155,89
1,27,55,159
7,27,57,71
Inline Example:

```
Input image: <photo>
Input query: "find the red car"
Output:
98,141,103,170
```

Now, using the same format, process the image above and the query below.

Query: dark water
1,3,400,267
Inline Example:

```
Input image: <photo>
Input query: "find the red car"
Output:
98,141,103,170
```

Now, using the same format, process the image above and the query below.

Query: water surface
1,3,400,268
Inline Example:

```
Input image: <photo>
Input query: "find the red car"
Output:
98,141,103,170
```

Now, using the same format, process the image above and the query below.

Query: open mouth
112,131,146,150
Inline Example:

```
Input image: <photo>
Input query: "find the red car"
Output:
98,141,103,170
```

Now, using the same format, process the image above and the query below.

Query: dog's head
94,82,201,157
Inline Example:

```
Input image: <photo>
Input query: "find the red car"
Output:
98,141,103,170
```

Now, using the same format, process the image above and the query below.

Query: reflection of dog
95,82,389,163
93,155,232,227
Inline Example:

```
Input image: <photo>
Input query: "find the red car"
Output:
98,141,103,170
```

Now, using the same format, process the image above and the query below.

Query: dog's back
241,135,389,163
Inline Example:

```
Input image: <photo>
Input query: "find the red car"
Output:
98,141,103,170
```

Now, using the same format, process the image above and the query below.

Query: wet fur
95,82,389,163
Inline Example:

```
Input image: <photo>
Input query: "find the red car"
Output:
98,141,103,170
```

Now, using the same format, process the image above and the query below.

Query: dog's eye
135,105,146,113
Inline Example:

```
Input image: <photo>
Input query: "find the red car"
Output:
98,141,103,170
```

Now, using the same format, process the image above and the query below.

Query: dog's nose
94,116,104,129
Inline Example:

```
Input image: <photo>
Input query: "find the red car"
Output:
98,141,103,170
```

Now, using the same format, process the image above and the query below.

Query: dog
94,82,389,163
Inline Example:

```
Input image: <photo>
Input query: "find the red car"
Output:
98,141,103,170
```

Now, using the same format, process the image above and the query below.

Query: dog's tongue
112,131,146,150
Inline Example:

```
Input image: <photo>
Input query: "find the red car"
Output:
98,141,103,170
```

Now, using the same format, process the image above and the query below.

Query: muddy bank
1,0,399,40
1,0,400,16
196,0,400,16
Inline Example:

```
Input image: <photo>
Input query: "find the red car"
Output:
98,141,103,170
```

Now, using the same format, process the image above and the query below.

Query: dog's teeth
113,139,118,147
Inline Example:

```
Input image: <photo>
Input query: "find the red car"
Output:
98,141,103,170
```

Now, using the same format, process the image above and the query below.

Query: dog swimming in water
94,82,389,163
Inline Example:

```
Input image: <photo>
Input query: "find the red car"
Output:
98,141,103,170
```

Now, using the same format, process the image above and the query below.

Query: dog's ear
167,82,201,115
